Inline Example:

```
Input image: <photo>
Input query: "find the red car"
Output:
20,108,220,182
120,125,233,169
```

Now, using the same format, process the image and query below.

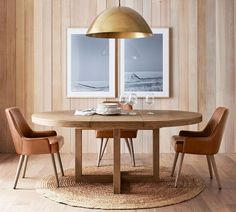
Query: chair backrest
204,107,229,154
5,107,33,154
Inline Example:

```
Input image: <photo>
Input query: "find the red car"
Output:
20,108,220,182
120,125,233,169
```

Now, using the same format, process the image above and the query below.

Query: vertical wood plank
153,129,159,181
179,0,189,112
205,0,216,121
215,0,225,127
107,0,119,8
151,0,161,26
52,0,62,111
197,0,217,140
188,0,198,113
160,0,170,26
24,0,34,127
6,0,16,152
234,0,236,152
169,0,180,107
33,0,52,131
222,0,234,152
143,0,151,27
16,0,25,114
71,0,97,27
42,0,52,112
113,129,121,194
97,0,106,13
33,0,43,122
0,0,7,153
75,129,82,182
198,0,207,130
188,0,198,132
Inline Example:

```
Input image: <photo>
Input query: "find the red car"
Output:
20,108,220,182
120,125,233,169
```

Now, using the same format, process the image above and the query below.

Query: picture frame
120,28,169,97
67,28,116,98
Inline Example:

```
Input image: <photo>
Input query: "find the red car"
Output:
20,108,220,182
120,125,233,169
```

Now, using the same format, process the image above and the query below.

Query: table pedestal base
75,128,160,194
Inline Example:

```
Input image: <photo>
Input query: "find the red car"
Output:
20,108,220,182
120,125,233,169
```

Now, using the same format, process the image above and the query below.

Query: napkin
74,108,96,116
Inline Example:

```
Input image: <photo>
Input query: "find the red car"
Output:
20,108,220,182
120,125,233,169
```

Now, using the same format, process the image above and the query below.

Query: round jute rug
36,166,205,210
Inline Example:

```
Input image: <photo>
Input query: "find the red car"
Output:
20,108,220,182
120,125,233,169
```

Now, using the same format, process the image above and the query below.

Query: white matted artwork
67,28,115,97
120,28,169,97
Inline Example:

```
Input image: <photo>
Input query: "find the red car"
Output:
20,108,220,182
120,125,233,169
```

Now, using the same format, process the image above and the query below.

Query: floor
0,153,236,212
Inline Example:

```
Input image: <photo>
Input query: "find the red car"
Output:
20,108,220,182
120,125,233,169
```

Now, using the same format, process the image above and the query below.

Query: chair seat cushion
171,135,184,153
96,130,137,138
49,136,64,153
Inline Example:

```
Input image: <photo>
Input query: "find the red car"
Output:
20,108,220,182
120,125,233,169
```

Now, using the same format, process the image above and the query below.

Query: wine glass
128,93,138,115
145,93,155,114
119,94,128,114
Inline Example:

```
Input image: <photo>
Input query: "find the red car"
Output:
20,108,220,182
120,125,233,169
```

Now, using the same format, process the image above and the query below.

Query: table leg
75,129,82,182
153,129,160,181
113,129,121,194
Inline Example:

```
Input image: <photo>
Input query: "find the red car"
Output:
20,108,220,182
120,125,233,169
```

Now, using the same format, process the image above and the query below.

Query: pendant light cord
119,0,121,7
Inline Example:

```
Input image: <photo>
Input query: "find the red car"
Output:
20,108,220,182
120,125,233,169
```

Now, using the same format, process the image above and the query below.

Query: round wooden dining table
32,109,202,194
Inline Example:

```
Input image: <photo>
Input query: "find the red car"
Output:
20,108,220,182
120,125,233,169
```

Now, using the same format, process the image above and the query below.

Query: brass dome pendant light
86,0,153,39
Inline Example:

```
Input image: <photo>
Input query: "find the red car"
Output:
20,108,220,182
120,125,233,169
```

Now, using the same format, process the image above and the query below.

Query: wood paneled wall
0,0,16,153
0,0,235,154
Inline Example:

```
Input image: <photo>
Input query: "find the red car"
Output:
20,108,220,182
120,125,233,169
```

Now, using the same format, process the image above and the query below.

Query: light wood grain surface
32,110,202,130
0,0,235,154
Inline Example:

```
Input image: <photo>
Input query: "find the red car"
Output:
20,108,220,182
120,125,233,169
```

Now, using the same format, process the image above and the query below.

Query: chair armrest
22,137,51,155
30,130,57,138
179,130,207,137
182,136,213,154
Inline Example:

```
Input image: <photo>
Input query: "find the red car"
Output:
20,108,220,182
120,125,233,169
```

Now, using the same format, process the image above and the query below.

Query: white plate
96,109,121,115
97,103,119,109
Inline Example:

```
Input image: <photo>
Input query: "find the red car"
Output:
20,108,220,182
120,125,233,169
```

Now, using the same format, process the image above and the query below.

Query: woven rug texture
36,166,205,210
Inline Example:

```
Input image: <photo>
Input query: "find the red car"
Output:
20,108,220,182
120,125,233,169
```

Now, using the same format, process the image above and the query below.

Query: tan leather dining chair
171,107,228,189
5,107,64,188
96,102,137,167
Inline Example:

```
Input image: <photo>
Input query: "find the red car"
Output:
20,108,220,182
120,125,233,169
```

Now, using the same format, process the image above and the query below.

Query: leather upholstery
5,107,64,155
96,101,138,139
172,107,228,155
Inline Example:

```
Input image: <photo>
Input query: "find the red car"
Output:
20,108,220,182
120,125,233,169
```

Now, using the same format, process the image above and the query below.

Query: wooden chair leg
13,155,25,189
175,153,185,188
206,155,213,179
171,152,179,177
56,152,64,176
22,155,29,178
51,153,59,187
129,138,136,167
97,138,109,167
210,155,222,190
124,138,132,164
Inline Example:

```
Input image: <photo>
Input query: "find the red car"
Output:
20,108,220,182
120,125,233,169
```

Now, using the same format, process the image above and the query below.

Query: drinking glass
145,93,155,114
128,93,138,115
119,94,128,114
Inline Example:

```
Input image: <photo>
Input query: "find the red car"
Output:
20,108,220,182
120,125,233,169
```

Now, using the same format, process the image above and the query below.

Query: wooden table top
32,110,202,130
